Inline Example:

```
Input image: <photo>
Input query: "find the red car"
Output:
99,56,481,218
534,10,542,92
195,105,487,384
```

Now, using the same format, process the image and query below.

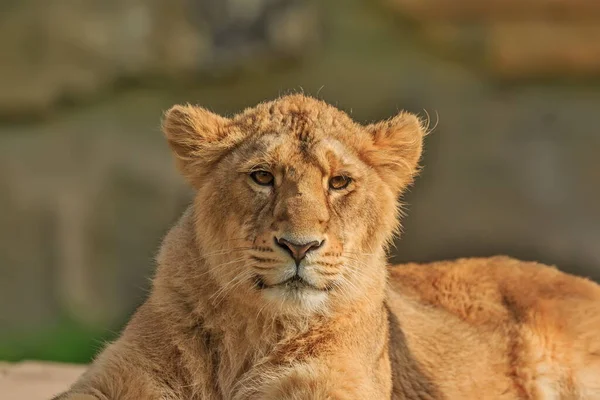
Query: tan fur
54,95,600,400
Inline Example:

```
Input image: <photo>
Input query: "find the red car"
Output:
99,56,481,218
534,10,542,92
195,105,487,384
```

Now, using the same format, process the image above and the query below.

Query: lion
54,94,600,399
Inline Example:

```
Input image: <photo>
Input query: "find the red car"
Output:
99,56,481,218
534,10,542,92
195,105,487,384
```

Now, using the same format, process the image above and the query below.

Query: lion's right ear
364,111,425,194
161,104,231,186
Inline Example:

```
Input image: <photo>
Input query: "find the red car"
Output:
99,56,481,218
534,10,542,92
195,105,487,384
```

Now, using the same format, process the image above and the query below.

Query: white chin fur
262,286,329,313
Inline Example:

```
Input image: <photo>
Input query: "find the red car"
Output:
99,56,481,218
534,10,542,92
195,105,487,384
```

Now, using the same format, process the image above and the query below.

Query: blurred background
1,0,599,364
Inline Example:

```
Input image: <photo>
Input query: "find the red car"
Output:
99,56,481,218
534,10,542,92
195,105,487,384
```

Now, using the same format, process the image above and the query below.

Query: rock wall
0,0,320,119
384,0,600,79
0,105,192,330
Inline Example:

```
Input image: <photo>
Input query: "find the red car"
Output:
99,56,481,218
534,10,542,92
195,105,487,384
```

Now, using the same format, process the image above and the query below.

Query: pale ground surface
0,361,85,400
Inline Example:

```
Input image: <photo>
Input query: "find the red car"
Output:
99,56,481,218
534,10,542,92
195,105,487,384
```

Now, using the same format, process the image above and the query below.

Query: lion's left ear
364,111,424,193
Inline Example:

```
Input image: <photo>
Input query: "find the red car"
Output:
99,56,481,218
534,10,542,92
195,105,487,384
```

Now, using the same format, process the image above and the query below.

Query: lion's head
162,95,424,315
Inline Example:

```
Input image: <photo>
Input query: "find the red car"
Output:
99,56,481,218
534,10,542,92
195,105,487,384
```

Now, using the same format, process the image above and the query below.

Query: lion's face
162,95,423,314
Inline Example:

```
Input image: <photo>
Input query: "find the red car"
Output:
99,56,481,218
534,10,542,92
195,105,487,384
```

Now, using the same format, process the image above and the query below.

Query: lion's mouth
254,275,330,292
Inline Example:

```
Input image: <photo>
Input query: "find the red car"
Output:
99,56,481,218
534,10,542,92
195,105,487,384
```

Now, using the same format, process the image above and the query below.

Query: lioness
55,95,600,399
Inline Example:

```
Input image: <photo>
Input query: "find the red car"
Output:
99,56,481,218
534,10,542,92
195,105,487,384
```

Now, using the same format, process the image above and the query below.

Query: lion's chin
261,285,329,314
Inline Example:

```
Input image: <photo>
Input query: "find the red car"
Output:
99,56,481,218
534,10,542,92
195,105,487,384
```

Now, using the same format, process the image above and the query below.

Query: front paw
240,364,354,400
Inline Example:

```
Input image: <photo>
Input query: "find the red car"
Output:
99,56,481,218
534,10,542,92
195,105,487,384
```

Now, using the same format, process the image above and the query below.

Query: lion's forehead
240,133,364,179
229,96,370,187
233,96,360,141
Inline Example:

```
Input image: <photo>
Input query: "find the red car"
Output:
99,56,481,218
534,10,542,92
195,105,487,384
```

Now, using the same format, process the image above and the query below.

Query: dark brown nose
275,237,323,266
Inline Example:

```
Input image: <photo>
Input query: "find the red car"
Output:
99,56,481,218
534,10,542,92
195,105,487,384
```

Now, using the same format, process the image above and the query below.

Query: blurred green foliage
0,317,117,364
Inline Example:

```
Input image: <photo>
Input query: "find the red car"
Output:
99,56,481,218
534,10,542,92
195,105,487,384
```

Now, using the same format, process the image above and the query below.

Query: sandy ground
0,361,86,400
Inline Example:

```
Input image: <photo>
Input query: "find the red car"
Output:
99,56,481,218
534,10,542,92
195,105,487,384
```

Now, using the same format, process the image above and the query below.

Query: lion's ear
161,104,231,186
365,111,424,193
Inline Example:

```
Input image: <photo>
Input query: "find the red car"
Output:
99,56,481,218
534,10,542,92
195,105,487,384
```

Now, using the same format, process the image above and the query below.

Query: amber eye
250,170,274,186
329,175,352,190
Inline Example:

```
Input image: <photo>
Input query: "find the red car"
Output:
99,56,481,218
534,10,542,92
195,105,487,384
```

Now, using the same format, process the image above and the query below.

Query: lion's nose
275,237,324,266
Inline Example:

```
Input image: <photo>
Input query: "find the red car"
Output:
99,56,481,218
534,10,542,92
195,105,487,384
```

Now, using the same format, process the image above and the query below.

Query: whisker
219,237,251,242
252,264,275,271
186,258,249,280
251,246,275,253
200,246,253,258
312,261,342,268
314,270,339,277
339,251,376,256
209,270,252,306
249,256,279,263
216,274,250,303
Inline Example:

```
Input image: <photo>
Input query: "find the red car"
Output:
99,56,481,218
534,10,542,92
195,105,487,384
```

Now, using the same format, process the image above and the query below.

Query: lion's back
387,256,600,398
389,256,600,325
